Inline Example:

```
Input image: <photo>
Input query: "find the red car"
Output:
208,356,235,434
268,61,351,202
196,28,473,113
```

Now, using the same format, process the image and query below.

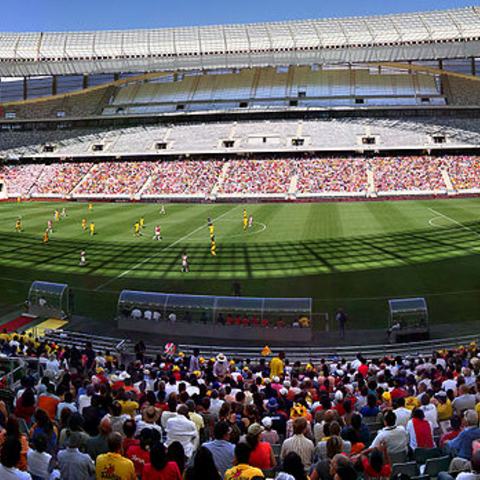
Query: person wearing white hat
214,354,229,382
261,417,279,445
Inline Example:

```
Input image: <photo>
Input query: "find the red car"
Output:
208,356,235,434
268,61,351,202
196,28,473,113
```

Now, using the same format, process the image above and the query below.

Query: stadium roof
1,6,480,77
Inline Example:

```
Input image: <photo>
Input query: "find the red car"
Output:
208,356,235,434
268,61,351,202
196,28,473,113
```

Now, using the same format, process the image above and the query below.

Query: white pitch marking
94,205,238,291
428,207,480,238
428,216,449,229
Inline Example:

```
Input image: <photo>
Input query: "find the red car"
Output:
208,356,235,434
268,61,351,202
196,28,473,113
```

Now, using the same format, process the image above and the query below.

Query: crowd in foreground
4,155,480,197
0,331,480,479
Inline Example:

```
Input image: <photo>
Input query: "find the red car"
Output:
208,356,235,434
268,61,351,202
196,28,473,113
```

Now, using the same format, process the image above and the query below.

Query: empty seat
391,462,420,479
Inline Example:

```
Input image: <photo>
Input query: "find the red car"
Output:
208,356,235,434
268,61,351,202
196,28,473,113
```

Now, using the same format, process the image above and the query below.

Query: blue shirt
203,439,235,477
360,406,379,418
449,427,480,459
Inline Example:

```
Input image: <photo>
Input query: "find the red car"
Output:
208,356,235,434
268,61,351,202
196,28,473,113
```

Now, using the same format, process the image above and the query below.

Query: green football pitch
1,198,480,330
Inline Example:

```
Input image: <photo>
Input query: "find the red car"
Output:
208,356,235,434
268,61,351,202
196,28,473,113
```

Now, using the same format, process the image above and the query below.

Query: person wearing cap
286,404,313,440
213,354,229,382
244,422,276,471
264,397,288,436
261,417,279,445
57,431,95,480
224,442,264,480
136,405,163,437
203,421,235,477
368,410,408,455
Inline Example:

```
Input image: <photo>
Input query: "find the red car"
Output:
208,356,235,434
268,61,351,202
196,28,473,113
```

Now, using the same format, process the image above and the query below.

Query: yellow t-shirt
96,452,136,480
270,357,284,379
119,400,139,419
0,333,10,342
437,400,453,421
405,396,420,410
225,464,264,480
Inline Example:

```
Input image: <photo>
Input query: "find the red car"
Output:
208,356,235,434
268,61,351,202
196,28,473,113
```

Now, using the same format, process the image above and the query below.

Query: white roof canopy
0,6,479,77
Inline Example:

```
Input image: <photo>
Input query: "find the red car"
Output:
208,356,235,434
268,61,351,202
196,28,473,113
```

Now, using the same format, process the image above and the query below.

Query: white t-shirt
0,464,32,479
27,449,52,479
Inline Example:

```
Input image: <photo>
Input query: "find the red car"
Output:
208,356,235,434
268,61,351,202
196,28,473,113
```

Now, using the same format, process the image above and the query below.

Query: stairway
212,162,231,195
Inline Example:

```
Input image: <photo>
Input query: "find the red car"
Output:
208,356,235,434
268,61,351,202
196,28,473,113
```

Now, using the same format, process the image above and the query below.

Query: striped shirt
280,434,314,471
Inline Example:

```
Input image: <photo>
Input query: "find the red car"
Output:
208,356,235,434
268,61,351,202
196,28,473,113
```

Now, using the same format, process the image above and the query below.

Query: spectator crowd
3,156,480,198
0,329,479,479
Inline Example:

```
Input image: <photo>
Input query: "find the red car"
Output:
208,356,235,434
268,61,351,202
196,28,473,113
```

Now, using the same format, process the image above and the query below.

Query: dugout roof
1,7,480,77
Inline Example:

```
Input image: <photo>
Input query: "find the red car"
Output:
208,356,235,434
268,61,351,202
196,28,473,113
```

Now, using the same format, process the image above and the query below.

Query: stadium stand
221,159,293,195
372,157,447,193
30,163,92,196
144,160,224,196
0,328,477,479
4,116,480,159
74,162,153,197
297,158,368,194
3,154,480,199
0,164,44,196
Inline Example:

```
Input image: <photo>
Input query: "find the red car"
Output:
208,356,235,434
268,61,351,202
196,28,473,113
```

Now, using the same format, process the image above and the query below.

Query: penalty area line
428,207,480,239
94,205,238,291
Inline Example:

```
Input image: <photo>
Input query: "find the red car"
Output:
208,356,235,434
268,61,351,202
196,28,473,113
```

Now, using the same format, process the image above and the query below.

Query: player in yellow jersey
44,231,49,243
243,216,248,230
54,210,59,221
14,219,21,232
140,217,145,229
134,222,140,237
90,222,95,236
243,209,247,220
209,223,214,238
211,236,217,256
89,203,93,211
82,218,87,230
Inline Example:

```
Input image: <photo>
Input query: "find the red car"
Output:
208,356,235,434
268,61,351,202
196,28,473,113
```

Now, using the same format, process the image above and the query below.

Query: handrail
38,328,480,363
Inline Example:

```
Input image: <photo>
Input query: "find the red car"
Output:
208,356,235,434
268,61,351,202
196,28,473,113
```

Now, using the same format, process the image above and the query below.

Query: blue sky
0,0,476,32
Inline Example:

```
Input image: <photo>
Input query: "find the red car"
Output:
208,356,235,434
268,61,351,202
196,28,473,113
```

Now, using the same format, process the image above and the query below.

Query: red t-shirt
126,445,150,477
143,462,182,480
362,456,392,480
249,442,273,470
358,364,369,377
123,437,140,453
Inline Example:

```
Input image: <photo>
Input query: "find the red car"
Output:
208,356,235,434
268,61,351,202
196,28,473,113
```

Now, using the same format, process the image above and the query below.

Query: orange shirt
38,395,60,420
0,432,29,470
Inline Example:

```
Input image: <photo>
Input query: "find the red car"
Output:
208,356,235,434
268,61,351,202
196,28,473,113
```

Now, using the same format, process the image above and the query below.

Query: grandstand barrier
117,290,313,343
38,327,480,363
388,297,429,343
27,281,69,319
